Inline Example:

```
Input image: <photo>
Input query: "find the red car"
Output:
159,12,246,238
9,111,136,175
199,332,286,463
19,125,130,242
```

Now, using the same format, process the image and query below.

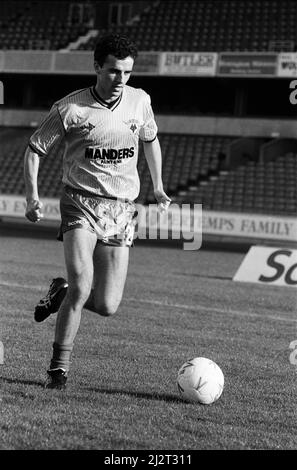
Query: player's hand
25,199,44,223
154,189,171,213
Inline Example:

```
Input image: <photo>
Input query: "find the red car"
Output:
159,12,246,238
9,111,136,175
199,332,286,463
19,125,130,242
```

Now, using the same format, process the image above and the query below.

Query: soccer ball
177,357,224,404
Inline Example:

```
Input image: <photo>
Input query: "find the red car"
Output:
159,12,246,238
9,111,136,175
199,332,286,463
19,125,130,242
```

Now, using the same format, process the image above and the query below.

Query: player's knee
94,301,119,317
67,284,91,308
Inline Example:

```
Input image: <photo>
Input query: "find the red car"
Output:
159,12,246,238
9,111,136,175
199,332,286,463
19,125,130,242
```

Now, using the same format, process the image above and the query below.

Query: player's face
95,54,134,101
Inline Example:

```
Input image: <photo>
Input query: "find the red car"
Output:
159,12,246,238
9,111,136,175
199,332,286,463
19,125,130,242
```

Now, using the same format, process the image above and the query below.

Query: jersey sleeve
29,104,66,156
139,92,158,143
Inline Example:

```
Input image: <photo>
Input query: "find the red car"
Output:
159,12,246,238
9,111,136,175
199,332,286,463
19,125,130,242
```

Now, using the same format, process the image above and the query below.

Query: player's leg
34,277,68,322
54,228,97,342
46,228,97,388
84,244,130,316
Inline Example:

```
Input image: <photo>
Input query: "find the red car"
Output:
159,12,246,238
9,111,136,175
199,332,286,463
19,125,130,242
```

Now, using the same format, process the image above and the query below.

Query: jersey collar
90,86,123,111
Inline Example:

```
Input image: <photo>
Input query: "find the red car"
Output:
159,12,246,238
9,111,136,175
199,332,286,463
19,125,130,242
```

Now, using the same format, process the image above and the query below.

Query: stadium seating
0,127,64,198
173,155,297,215
137,134,234,203
1,127,295,217
0,1,89,50
77,0,297,52
1,0,297,52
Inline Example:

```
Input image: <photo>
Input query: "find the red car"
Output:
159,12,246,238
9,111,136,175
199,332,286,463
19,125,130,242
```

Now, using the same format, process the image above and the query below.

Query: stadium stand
1,0,297,52
176,156,297,215
137,134,235,203
76,0,297,52
1,127,295,217
0,127,64,198
0,1,90,50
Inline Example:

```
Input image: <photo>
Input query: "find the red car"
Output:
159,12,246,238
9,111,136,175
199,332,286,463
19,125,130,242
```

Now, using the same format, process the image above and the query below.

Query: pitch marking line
1,280,296,324
0,281,47,291
125,297,297,323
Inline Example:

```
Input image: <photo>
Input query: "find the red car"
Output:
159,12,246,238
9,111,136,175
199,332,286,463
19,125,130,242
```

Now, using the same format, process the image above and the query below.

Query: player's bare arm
143,137,171,206
24,146,43,222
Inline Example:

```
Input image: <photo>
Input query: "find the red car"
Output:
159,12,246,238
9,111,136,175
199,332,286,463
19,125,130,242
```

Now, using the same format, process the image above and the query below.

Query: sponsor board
160,52,217,76
0,51,295,78
0,51,161,75
202,211,297,243
1,196,296,244
0,194,60,220
218,53,278,76
233,246,297,287
132,52,160,75
277,53,297,77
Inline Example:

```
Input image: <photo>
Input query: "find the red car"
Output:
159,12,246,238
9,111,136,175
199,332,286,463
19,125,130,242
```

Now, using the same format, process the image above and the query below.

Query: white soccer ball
177,357,224,404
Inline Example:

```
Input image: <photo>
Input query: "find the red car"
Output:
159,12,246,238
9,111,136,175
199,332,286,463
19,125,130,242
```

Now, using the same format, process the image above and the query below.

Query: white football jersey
29,85,158,200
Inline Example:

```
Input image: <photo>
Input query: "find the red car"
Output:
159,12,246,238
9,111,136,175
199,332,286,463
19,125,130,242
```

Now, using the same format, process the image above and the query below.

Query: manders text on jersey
85,146,135,163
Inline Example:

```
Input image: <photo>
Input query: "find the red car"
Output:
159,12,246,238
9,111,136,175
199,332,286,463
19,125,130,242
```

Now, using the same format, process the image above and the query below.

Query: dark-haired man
24,34,170,389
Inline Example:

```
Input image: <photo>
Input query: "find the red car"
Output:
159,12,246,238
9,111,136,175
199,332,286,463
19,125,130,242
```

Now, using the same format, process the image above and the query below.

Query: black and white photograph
0,0,296,453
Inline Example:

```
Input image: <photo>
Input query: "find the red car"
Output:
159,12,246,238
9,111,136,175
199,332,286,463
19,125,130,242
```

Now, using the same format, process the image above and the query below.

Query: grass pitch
0,224,296,450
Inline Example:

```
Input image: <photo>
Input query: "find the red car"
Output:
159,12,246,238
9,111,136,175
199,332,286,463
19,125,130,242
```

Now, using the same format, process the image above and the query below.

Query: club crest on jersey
124,119,140,134
79,122,95,133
